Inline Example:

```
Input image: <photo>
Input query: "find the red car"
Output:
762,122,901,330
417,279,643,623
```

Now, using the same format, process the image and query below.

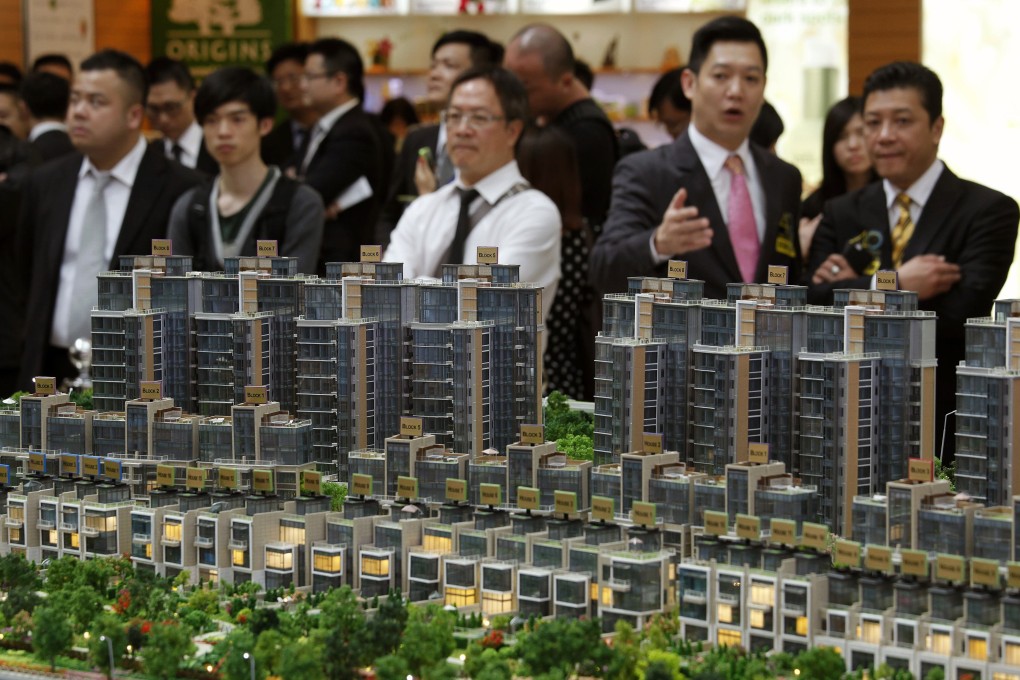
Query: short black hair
145,56,195,92
510,24,575,79
688,16,768,74
308,38,365,101
432,30,501,68
266,42,310,76
20,71,70,120
0,83,20,100
0,62,23,86
863,61,943,123
379,97,419,128
648,67,691,116
573,59,594,91
750,101,783,149
81,50,148,105
31,53,73,77
450,65,529,124
194,66,276,124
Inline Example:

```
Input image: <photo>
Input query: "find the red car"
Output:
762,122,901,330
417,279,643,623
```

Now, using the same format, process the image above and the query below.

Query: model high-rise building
194,311,272,416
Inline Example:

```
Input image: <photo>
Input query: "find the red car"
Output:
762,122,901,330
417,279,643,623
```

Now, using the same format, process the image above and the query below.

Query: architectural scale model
1,244,1019,677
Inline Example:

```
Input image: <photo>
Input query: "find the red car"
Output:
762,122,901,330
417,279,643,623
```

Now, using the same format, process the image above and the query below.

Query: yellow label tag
518,486,540,510
767,265,789,285
446,478,467,502
60,454,79,476
476,246,499,264
360,245,382,262
302,471,322,495
936,554,966,583
1008,562,1020,589
520,424,544,445
151,239,173,256
667,260,687,279
971,558,999,588
642,433,663,455
631,501,656,527
480,483,502,506
801,523,829,551
257,240,279,257
400,417,423,437
252,469,274,493
219,467,238,489
554,490,578,515
748,442,769,465
865,546,892,574
834,539,862,568
244,386,268,405
908,458,934,482
351,473,373,496
186,467,206,490
140,381,162,400
29,452,45,473
34,376,56,395
0,465,8,486
704,510,728,536
156,465,175,487
591,495,615,522
397,475,419,499
736,514,761,541
876,270,899,291
775,235,797,259
103,460,121,481
82,456,100,476
901,549,929,578
770,518,796,546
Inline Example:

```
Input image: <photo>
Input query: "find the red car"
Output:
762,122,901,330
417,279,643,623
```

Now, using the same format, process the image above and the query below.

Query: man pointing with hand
591,16,802,297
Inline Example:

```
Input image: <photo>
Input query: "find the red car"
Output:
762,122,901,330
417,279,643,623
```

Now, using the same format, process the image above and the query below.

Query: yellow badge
774,212,797,259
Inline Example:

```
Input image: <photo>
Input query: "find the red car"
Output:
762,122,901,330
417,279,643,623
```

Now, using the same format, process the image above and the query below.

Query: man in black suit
295,38,389,271
144,57,218,176
591,17,802,298
20,71,74,162
261,43,319,168
376,30,499,247
6,50,200,388
808,61,1020,457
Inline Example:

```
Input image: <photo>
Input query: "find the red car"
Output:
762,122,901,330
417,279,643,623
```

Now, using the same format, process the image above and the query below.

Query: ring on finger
830,264,841,274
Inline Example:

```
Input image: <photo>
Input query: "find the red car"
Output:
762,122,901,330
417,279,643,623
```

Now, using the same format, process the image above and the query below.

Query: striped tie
891,192,914,268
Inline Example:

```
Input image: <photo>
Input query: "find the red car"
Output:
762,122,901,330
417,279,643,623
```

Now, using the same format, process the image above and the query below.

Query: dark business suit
591,131,803,298
30,128,75,163
376,123,440,248
9,143,201,388
807,166,1020,449
294,105,389,271
261,118,304,168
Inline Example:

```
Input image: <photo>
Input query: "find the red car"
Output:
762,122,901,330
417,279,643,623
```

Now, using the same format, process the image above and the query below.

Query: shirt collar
79,136,147,188
454,159,523,204
169,120,203,158
883,158,944,210
28,120,68,142
317,98,360,134
687,123,753,180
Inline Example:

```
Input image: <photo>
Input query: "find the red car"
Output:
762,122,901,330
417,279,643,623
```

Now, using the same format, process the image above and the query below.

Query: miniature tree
0,553,41,620
87,613,127,679
398,604,456,677
32,603,73,671
313,585,368,680
277,637,326,680
375,654,411,680
793,646,847,679
142,621,196,680
219,628,263,680
254,628,287,677
364,590,408,660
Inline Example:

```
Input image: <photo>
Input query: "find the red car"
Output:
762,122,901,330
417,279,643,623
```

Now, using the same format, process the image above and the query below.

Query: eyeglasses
145,100,186,118
441,109,505,130
272,73,303,88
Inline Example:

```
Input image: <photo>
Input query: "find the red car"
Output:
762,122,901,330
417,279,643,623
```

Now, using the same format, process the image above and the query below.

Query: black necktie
171,143,183,163
448,188,480,265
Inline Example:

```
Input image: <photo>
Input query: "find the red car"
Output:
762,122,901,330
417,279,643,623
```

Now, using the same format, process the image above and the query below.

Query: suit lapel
857,184,894,267
675,134,741,282
753,146,784,277
113,145,165,260
46,157,84,275
905,166,964,258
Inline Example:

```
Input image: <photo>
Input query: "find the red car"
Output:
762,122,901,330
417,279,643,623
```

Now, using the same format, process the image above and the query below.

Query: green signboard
152,1,293,79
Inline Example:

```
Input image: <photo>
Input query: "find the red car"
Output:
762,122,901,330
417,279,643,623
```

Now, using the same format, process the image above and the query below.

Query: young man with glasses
260,43,320,167
384,66,560,323
144,57,218,175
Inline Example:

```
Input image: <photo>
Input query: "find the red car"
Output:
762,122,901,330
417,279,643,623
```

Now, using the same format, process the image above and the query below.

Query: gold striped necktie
891,192,914,268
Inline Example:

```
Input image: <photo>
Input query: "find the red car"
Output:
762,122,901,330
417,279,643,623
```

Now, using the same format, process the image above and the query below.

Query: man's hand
652,187,713,257
811,254,858,284
414,155,438,195
897,254,961,300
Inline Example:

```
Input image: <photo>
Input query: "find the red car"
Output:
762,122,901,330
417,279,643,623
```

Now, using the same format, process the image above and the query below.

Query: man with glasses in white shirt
384,66,560,322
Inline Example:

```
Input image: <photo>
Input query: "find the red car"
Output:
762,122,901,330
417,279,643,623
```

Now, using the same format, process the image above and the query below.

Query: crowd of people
0,16,1017,463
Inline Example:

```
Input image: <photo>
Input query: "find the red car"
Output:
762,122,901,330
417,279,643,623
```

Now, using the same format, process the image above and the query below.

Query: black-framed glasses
441,109,505,130
145,100,186,118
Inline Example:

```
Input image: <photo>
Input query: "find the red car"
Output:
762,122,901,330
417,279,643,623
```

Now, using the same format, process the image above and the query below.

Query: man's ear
506,118,524,148
680,67,697,100
126,102,144,131
258,117,274,137
931,115,944,146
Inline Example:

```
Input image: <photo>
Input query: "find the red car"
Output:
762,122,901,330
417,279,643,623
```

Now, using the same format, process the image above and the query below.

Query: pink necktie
725,154,759,283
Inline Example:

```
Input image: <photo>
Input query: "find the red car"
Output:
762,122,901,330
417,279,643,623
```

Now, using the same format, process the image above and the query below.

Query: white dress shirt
883,158,944,228
384,160,562,323
51,136,147,347
28,120,68,142
164,120,203,169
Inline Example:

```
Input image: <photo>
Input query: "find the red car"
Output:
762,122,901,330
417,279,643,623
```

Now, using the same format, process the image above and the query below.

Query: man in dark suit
6,50,200,388
20,71,74,162
261,42,319,168
376,30,499,247
808,61,1020,457
144,57,218,176
591,17,802,298
294,38,389,271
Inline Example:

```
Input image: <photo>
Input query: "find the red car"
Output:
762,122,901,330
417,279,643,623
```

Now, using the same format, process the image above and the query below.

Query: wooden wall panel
848,0,921,94
94,0,152,64
0,0,24,67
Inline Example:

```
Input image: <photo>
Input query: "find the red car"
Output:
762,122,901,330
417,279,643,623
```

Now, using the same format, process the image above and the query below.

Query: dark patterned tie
448,187,480,265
